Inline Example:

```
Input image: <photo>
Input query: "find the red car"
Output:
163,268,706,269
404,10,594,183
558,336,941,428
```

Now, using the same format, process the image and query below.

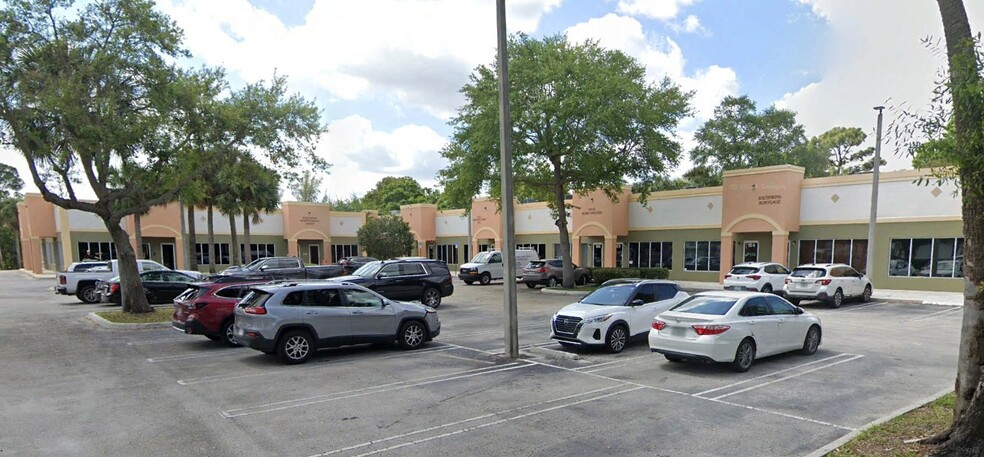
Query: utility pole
865,106,884,279
496,0,519,359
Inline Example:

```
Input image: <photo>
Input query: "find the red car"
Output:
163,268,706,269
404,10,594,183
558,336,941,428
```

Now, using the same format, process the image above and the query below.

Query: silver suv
523,259,592,288
234,282,441,364
783,263,872,308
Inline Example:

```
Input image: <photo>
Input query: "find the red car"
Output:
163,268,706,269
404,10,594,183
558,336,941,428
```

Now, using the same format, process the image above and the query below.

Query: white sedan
649,291,822,372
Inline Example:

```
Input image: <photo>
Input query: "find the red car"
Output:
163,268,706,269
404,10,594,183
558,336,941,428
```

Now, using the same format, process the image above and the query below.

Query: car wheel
421,288,442,308
732,338,756,372
398,321,426,350
761,283,773,294
605,324,628,354
664,355,685,363
78,285,99,304
862,285,872,303
219,319,240,347
464,280,474,285
479,273,491,285
277,330,314,364
547,277,558,288
801,325,821,355
525,282,537,289
830,289,844,308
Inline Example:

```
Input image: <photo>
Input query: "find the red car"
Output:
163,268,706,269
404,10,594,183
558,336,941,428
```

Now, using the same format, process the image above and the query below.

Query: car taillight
537,268,547,273
748,275,761,280
189,300,209,310
110,283,120,294
59,275,66,284
244,306,267,315
692,324,730,336
816,279,832,285
652,320,667,331
724,274,732,279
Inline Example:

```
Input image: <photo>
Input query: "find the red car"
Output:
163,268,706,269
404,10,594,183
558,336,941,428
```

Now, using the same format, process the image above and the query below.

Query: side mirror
259,265,268,271
631,299,645,306
795,307,804,315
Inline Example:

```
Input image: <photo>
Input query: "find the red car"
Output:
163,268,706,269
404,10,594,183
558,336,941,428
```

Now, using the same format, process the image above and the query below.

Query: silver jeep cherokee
234,281,441,364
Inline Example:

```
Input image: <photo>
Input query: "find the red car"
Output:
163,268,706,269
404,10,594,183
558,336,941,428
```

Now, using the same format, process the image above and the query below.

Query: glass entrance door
743,241,759,263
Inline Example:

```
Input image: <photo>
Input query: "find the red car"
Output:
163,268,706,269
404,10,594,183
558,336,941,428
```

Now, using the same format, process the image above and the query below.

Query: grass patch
95,308,172,324
545,284,596,292
829,393,954,457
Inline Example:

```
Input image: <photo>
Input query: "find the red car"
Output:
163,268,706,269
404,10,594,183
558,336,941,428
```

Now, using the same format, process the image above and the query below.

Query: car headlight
582,314,613,324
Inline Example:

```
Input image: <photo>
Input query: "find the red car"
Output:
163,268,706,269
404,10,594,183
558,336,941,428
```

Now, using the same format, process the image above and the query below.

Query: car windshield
352,261,383,277
579,284,635,306
790,268,826,278
471,252,493,263
730,267,759,275
241,258,267,271
670,296,737,315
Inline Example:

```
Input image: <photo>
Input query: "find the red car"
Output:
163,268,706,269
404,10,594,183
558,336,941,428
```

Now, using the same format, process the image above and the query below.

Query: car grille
553,315,582,335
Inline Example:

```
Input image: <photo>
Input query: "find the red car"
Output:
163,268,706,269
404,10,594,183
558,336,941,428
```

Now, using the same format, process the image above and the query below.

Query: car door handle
747,320,757,325
305,312,317,315
352,311,364,315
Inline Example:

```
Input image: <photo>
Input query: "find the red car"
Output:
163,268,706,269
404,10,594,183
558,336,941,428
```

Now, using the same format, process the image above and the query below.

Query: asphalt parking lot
0,271,962,456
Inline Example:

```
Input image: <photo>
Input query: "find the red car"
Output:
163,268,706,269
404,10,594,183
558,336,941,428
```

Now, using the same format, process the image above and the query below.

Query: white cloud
669,15,705,34
776,0,983,171
304,115,449,200
156,0,562,120
616,0,698,20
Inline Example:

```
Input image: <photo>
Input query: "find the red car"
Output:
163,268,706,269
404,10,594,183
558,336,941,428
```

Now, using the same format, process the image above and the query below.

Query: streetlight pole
865,106,884,279
496,0,519,359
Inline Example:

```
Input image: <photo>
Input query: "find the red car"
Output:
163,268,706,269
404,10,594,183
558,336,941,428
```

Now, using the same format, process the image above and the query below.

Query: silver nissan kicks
234,281,441,364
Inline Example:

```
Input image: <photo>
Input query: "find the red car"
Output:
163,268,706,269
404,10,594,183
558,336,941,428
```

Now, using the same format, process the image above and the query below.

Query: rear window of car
427,262,450,276
670,296,737,315
790,268,826,278
528,261,546,268
238,290,272,308
730,267,760,275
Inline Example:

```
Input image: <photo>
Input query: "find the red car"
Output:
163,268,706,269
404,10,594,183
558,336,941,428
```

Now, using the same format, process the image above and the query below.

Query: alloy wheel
403,323,424,348
285,336,309,361
608,327,627,353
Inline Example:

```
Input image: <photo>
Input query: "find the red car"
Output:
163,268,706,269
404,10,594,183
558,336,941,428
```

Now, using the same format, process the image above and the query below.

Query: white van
458,249,540,285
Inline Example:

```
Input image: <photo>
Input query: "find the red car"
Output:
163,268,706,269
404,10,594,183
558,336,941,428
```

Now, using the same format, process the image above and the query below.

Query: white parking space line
907,306,962,322
307,385,627,457
177,344,464,386
703,396,856,432
581,355,653,373
842,302,885,311
692,353,855,397
126,336,196,346
337,387,646,457
435,352,497,364
147,349,240,363
445,325,548,339
708,355,865,400
221,363,533,419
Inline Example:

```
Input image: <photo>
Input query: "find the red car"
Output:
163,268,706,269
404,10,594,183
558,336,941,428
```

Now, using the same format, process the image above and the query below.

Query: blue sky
7,0,982,200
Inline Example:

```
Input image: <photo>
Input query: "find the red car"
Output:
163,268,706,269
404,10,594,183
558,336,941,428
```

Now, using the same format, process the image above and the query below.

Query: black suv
333,259,454,307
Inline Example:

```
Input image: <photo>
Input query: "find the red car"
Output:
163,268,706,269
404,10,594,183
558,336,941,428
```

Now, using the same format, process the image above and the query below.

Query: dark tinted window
739,297,772,317
163,272,191,282
215,286,242,299
790,268,825,278
378,264,401,277
142,272,163,282
671,296,737,315
529,261,547,268
763,265,779,274
427,262,450,276
342,288,384,307
634,284,656,303
307,288,343,307
548,260,563,267
766,295,798,315
281,291,304,306
775,265,790,274
401,263,426,275
843,267,861,278
239,290,271,308
730,266,760,275
655,284,677,301
490,253,502,263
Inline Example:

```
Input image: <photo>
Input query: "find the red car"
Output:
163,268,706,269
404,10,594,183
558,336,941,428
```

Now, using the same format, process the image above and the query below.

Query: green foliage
813,127,885,175
361,176,438,212
910,122,956,168
329,194,365,212
588,267,670,284
691,95,828,178
439,33,692,210
0,163,23,200
356,215,415,260
290,170,327,203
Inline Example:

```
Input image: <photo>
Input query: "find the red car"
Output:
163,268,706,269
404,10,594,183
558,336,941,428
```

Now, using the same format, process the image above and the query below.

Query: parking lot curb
539,287,589,296
525,345,580,361
804,387,953,457
86,312,171,330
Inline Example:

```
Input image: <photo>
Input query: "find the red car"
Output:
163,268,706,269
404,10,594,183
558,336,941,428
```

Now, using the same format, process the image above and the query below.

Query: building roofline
723,165,805,177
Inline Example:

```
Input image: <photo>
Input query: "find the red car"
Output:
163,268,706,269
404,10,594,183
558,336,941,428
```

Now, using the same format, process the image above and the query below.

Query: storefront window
798,239,868,274
889,238,962,278
815,240,833,263
798,240,815,265
684,241,720,272
628,241,672,269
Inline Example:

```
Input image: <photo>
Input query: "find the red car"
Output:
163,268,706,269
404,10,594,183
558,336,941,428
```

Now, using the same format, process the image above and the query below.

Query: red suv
172,280,267,346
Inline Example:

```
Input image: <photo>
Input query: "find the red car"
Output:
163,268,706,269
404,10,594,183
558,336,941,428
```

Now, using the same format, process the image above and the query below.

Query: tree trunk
927,1,984,455
134,213,144,260
229,212,240,267
207,203,216,274
243,215,252,264
552,158,575,289
187,205,198,271
105,219,152,313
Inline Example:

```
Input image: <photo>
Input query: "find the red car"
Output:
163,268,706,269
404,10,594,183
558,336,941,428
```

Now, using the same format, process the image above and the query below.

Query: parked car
650,291,823,372
522,259,592,288
96,270,198,304
333,258,454,308
56,259,202,304
214,256,345,281
172,279,270,346
459,249,540,285
338,256,378,274
723,262,790,293
551,279,689,353
233,282,441,364
66,261,110,272
782,263,872,308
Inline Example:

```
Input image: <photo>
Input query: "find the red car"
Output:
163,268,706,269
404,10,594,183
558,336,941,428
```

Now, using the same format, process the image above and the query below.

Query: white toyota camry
649,291,822,372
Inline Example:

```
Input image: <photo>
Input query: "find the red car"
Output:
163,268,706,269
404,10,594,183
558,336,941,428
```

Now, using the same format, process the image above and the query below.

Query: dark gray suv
234,282,441,364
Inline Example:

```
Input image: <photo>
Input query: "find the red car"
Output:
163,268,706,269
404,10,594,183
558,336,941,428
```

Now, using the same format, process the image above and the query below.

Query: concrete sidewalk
673,280,964,306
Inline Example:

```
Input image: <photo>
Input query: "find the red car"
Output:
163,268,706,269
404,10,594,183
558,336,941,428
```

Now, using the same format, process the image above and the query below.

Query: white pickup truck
55,260,202,304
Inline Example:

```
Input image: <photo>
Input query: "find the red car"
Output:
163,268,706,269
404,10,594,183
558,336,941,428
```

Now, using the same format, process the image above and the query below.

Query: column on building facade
718,234,733,283
494,238,502,252
174,235,186,270
604,236,617,268
771,232,789,268
571,236,581,265
287,238,298,257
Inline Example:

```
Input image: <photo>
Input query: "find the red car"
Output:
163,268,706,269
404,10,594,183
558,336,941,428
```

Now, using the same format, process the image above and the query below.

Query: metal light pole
496,0,519,359
865,106,884,279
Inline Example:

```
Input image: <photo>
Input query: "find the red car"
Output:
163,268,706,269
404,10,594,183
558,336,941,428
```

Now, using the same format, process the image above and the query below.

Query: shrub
588,267,669,284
